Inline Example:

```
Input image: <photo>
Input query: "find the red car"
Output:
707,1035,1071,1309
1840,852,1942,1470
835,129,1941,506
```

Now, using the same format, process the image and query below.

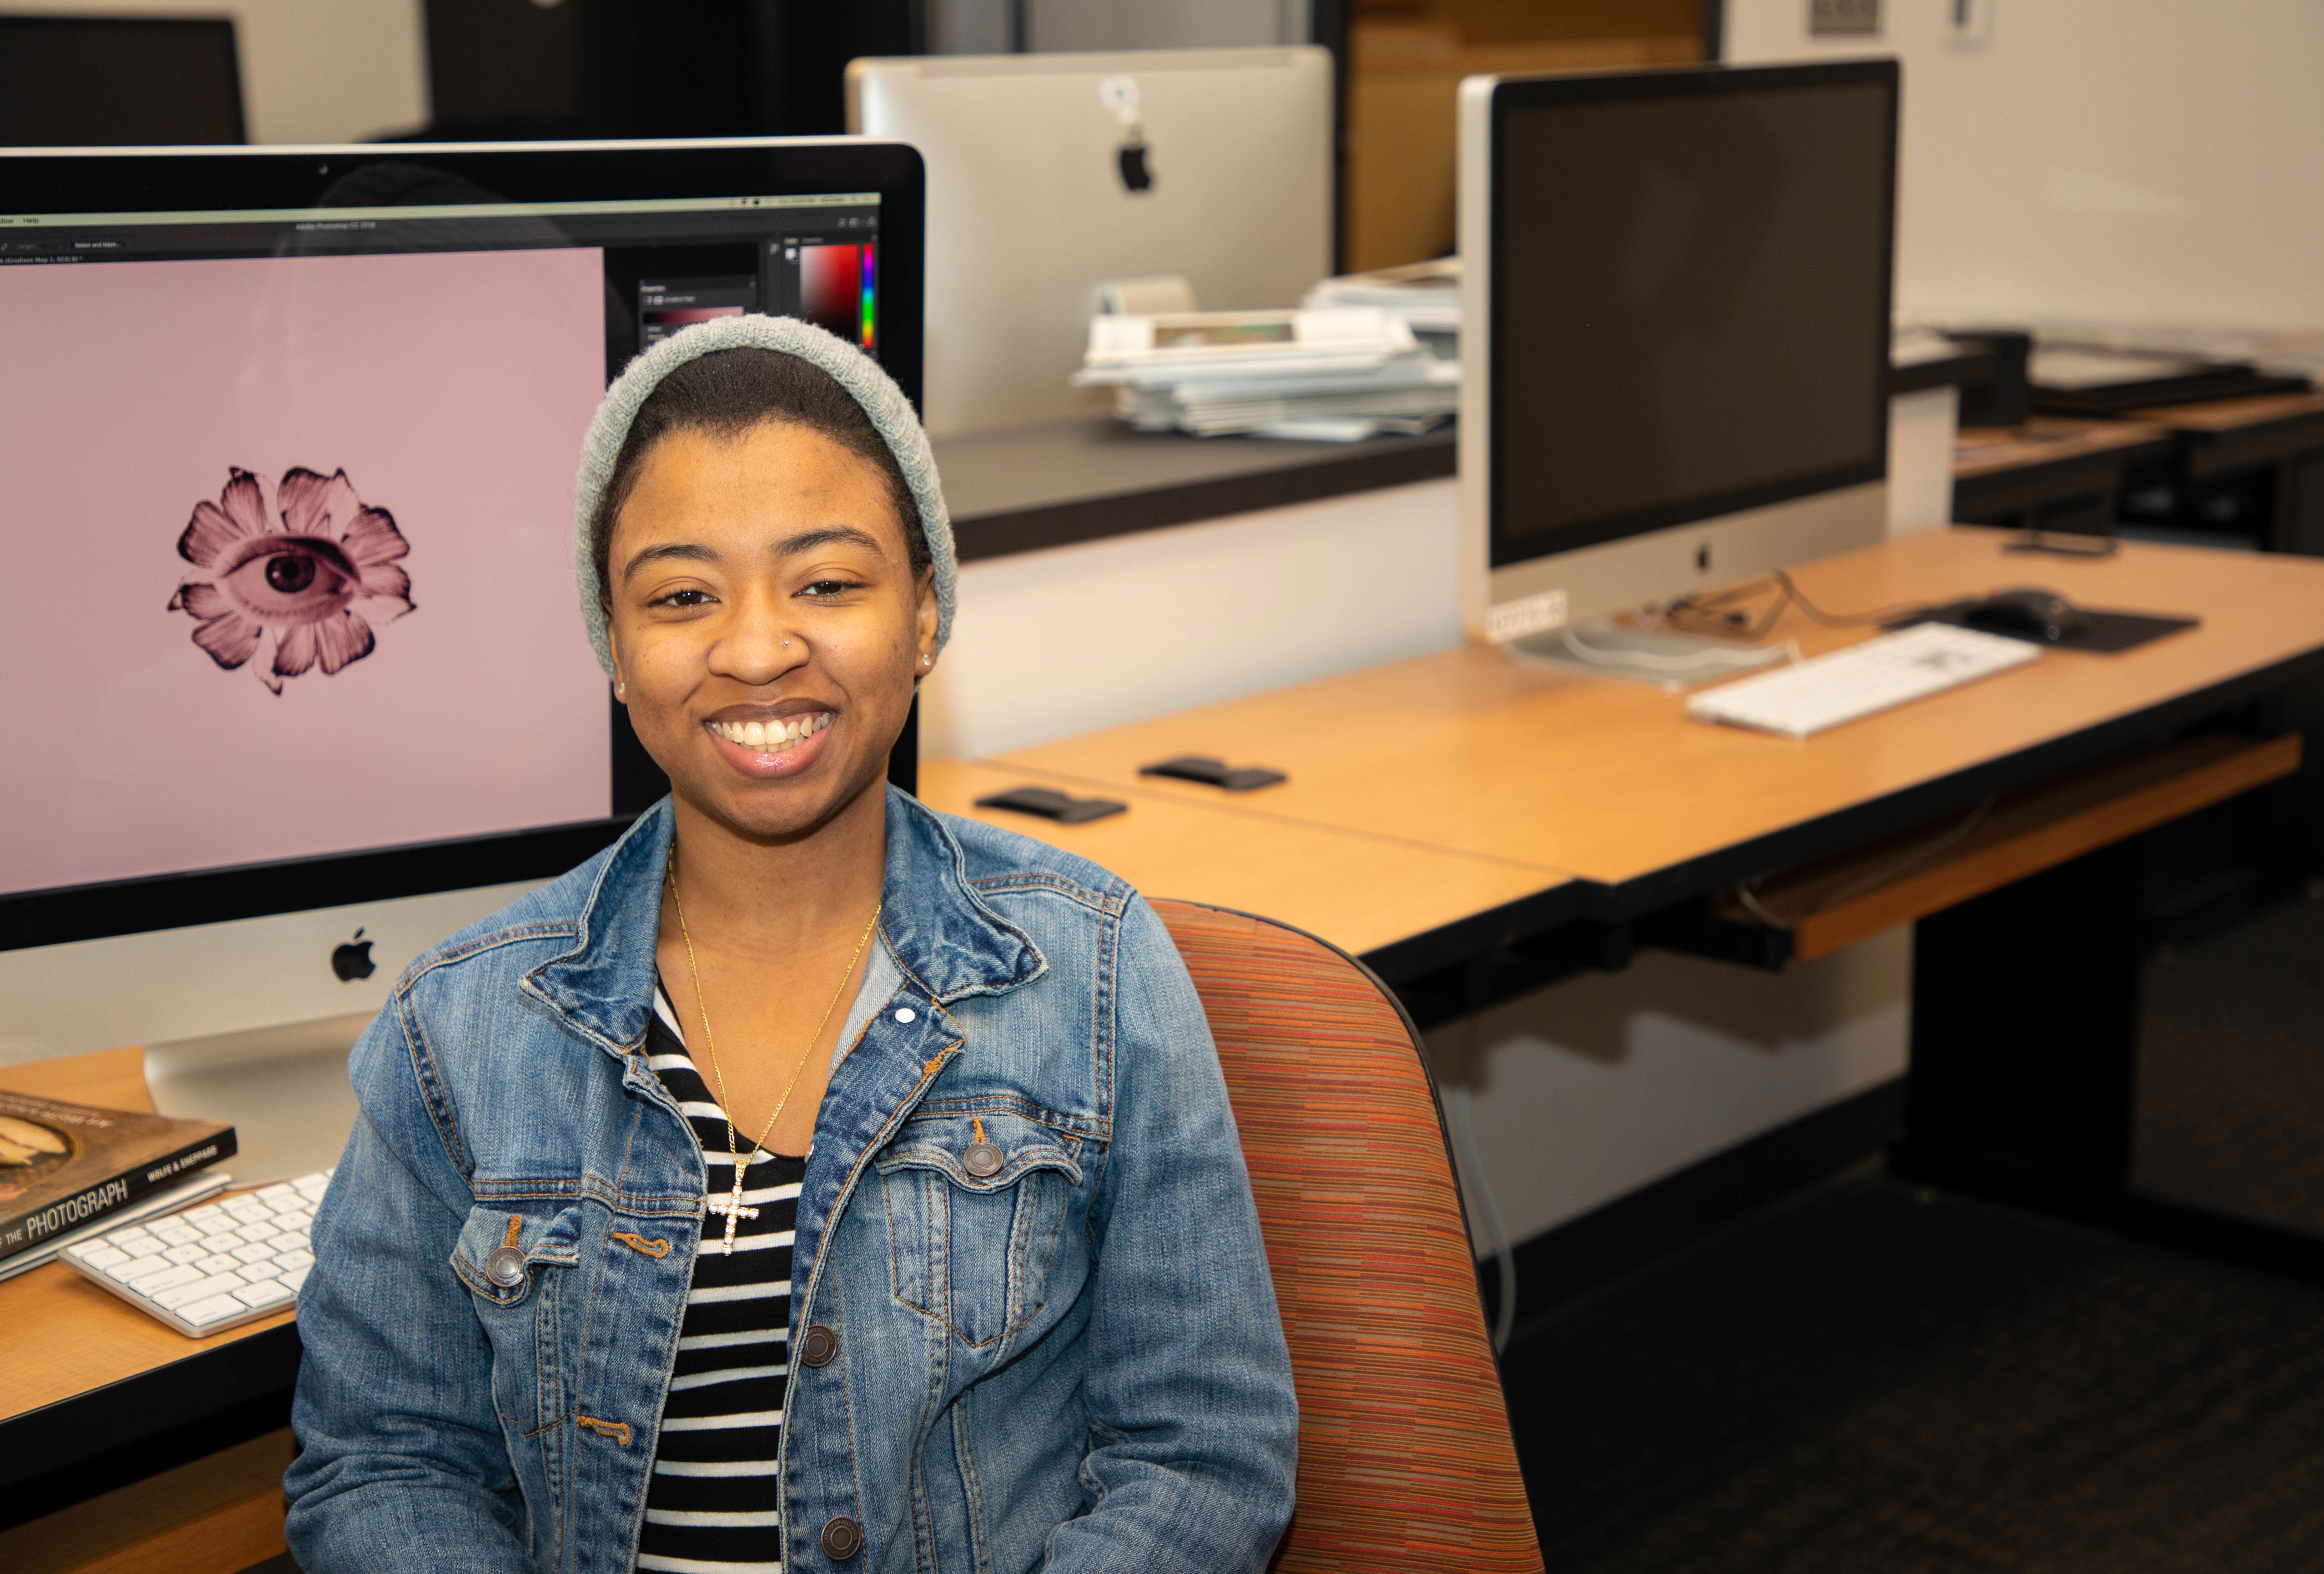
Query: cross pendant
704,1169,759,1254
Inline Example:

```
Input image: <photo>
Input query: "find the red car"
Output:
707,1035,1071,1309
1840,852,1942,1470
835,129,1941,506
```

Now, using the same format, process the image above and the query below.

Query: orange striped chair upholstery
1151,899,1544,1574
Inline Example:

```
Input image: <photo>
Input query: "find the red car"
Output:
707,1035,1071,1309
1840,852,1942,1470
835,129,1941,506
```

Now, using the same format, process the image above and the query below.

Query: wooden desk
0,1050,300,1536
2124,390,2324,555
1951,417,2173,536
996,529,2324,914
2129,387,2324,444
988,528,2324,1240
917,760,1574,987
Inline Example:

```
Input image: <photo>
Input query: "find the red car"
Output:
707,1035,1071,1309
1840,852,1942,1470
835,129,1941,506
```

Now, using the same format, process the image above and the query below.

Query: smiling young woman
283,317,1298,1574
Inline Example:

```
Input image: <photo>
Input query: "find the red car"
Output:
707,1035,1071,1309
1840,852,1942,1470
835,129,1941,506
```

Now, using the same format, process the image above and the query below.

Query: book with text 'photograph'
0,1089,235,1263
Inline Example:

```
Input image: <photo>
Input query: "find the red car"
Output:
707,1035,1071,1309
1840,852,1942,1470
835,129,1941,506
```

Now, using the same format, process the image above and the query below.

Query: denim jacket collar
520,786,1048,1059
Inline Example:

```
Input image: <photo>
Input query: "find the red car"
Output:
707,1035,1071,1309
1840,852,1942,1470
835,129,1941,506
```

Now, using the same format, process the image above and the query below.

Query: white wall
1727,0,2324,331
0,0,429,145
930,0,1014,56
1428,931,1910,1248
922,479,1462,758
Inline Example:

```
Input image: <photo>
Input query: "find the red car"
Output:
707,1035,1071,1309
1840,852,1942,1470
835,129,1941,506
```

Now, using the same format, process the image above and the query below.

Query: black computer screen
1489,63,1897,568
0,18,245,145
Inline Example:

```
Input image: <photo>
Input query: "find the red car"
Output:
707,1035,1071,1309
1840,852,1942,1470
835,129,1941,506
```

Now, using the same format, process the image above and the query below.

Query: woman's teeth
710,713,832,751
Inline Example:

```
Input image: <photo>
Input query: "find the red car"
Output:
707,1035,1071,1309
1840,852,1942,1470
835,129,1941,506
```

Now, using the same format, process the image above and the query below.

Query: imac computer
1457,60,1900,676
848,47,1332,436
0,139,924,1108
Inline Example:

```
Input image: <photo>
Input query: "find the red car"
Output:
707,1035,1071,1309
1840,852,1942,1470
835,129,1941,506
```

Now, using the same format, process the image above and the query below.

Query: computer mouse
1962,586,2089,642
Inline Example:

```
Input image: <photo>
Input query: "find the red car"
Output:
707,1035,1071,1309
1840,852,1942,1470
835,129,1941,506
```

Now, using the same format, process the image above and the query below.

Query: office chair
1150,898,1544,1573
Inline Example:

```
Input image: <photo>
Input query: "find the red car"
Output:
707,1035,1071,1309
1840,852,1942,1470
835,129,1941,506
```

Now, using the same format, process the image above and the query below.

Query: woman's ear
607,624,628,702
913,568,939,676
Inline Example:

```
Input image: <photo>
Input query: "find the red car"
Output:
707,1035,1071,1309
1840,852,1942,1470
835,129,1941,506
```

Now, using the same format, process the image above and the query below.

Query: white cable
1733,882,1795,931
1733,794,1998,934
1442,1014,1517,1353
1559,626,1802,673
1812,794,1999,912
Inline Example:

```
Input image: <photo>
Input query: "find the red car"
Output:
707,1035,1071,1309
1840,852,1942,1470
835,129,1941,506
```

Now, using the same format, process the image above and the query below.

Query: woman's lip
703,713,834,780
707,703,832,724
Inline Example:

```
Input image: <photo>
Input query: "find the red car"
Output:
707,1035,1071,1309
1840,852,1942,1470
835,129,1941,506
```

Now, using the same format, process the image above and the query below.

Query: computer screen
0,142,922,951
0,17,244,146
1488,64,1896,570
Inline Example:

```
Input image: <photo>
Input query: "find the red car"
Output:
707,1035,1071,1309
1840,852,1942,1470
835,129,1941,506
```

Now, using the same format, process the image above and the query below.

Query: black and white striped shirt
639,985,804,1574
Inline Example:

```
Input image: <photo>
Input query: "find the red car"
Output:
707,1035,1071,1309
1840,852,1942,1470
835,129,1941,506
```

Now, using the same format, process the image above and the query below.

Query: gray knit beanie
573,315,956,678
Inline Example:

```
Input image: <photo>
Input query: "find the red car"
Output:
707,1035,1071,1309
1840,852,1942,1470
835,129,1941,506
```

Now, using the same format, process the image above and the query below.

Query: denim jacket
285,788,1297,1574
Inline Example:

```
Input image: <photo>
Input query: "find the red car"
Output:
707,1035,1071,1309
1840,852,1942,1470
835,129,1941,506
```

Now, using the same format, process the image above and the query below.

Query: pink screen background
0,247,613,896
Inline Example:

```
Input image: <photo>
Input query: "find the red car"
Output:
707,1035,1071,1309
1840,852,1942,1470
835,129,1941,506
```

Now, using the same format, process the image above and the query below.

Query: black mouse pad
1890,603,2200,653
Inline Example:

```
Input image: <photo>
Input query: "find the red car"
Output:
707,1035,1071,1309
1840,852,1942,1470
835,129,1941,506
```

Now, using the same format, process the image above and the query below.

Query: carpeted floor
1504,1176,2324,1573
1504,890,2324,1573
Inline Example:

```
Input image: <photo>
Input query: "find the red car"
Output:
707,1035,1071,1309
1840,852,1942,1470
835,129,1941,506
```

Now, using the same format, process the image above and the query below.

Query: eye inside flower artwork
167,468,415,693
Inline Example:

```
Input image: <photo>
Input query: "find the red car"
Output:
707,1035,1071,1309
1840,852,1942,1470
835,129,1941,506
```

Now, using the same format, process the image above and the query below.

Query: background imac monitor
849,46,1332,437
1457,60,1900,648
0,137,923,1071
0,16,244,146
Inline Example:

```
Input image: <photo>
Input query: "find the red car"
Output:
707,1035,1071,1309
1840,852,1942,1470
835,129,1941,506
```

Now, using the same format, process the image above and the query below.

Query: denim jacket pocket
449,1200,587,1310
874,1110,1083,1348
449,1199,593,1547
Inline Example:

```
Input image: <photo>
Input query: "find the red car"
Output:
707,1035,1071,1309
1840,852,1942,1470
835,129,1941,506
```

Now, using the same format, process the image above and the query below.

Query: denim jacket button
483,1246,526,1288
799,1323,840,1368
962,1142,1005,1179
820,1515,864,1560
894,1007,916,1023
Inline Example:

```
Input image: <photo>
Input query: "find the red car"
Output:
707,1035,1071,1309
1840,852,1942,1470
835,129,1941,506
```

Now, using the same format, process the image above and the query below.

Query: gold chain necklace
665,851,881,1254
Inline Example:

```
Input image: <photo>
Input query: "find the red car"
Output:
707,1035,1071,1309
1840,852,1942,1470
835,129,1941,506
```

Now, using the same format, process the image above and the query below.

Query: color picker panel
799,243,874,349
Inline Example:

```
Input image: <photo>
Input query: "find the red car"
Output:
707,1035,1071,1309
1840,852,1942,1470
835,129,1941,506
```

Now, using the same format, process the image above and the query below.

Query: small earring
614,680,625,697
921,653,932,667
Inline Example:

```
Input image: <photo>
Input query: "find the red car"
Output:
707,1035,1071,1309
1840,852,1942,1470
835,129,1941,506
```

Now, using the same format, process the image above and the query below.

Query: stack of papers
1301,256,1461,337
1074,307,1458,441
2019,318,2324,383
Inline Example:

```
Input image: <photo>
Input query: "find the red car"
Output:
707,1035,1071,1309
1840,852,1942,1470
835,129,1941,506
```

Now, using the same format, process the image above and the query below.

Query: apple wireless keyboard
1685,623,2041,738
61,1170,330,1337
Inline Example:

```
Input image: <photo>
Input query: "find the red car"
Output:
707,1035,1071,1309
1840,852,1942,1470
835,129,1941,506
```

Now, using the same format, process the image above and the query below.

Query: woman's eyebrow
775,525,885,557
622,541,717,585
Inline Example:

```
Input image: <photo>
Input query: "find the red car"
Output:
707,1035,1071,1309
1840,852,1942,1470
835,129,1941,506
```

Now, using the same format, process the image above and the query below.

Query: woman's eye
656,588,714,608
800,579,859,597
215,537,358,625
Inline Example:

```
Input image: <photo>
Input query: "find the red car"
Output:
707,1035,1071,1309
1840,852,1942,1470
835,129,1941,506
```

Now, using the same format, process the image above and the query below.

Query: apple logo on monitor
1116,140,1154,195
1098,75,1155,196
332,928,377,983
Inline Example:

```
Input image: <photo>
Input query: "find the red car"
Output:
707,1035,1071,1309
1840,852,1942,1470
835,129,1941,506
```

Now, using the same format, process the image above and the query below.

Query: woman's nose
708,601,804,685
